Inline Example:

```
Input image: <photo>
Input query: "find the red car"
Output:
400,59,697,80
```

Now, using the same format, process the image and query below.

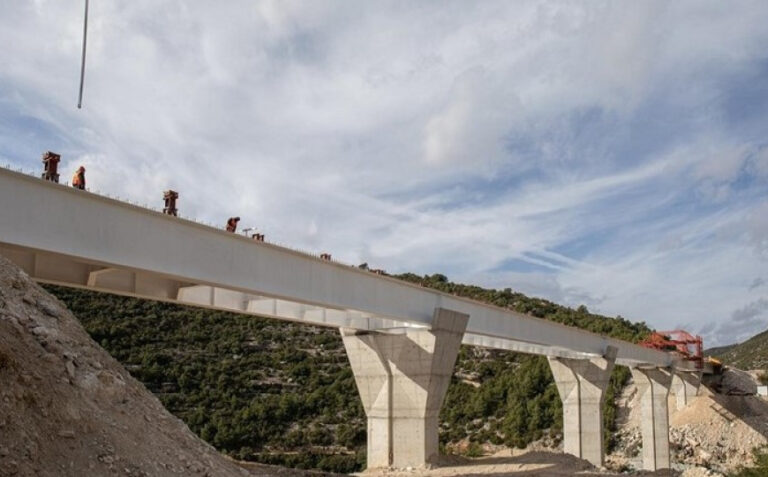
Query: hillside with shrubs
44,273,651,473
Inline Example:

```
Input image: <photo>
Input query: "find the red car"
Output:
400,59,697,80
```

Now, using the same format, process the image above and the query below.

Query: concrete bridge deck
0,166,703,470
0,166,681,366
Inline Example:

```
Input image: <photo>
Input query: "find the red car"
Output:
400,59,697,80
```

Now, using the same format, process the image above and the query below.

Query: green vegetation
709,328,768,370
45,284,366,473
728,446,768,477
758,372,768,386
44,273,651,473
705,343,736,358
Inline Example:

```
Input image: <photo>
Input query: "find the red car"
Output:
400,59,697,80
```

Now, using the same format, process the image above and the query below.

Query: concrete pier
631,367,673,471
341,308,468,469
547,346,617,466
671,371,701,411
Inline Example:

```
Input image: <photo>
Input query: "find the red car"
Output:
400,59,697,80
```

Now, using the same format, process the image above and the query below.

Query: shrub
728,446,768,477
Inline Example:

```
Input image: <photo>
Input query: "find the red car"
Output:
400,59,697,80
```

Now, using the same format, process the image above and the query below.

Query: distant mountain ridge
707,327,768,370
705,343,737,358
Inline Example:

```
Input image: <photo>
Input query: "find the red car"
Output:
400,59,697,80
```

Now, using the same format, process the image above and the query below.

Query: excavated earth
608,369,768,476
0,255,338,477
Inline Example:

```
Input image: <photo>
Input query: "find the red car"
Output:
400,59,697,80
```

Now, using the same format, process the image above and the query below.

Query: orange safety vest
72,171,85,188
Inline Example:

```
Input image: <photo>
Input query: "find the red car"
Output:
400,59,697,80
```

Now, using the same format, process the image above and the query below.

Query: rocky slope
608,369,768,475
0,255,336,477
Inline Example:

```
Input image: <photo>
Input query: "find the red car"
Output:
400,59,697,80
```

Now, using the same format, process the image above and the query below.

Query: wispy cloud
1,1,768,347
749,278,766,291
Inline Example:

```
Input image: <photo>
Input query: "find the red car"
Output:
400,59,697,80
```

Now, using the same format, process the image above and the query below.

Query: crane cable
77,0,89,109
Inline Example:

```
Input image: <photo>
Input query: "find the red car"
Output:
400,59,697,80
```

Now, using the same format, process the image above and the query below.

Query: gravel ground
608,370,768,476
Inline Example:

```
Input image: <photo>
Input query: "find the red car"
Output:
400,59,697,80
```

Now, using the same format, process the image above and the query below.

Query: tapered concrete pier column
631,367,673,471
547,346,617,466
341,308,469,469
671,371,701,410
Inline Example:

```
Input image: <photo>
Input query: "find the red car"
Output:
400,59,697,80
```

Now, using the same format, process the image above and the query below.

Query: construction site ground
359,368,768,476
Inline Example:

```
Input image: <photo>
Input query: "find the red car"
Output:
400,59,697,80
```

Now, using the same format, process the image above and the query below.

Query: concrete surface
548,346,617,466
631,368,673,471
341,308,468,469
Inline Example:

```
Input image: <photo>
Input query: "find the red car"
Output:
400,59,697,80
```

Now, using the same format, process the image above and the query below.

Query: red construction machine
639,330,703,368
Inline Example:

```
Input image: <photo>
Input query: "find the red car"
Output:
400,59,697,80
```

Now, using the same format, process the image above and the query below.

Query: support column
631,367,673,471
341,308,469,469
547,346,617,466
671,371,701,410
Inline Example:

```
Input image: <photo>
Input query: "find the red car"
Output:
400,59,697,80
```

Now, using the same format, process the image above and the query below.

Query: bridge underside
1,243,628,362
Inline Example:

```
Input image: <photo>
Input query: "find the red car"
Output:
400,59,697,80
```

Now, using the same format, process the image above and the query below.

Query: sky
1,1,767,347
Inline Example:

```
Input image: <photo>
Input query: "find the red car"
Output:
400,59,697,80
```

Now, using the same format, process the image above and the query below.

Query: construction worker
71,166,86,190
226,217,240,233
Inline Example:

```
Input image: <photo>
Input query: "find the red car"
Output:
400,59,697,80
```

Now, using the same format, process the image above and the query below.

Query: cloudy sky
2,1,767,346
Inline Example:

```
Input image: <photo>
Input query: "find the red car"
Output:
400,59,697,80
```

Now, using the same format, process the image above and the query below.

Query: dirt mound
668,390,768,473
0,255,334,477
610,371,768,475
356,447,679,476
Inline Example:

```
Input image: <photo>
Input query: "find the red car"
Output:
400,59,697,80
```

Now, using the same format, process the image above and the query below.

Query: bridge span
0,166,701,470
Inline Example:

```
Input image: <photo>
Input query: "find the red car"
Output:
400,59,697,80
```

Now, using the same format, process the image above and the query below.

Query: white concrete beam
33,251,93,286
465,333,603,361
0,245,36,275
134,273,182,300
247,297,277,315
177,285,215,306
304,308,387,329
88,268,135,292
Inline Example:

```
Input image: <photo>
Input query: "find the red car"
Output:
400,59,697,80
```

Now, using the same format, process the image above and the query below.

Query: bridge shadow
433,451,679,476
698,370,768,443
707,390,768,441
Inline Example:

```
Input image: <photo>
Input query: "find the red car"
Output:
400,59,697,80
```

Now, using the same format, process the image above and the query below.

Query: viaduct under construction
0,162,713,471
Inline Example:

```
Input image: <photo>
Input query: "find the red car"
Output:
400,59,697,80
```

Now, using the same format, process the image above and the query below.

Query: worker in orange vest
226,217,240,233
72,166,86,190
